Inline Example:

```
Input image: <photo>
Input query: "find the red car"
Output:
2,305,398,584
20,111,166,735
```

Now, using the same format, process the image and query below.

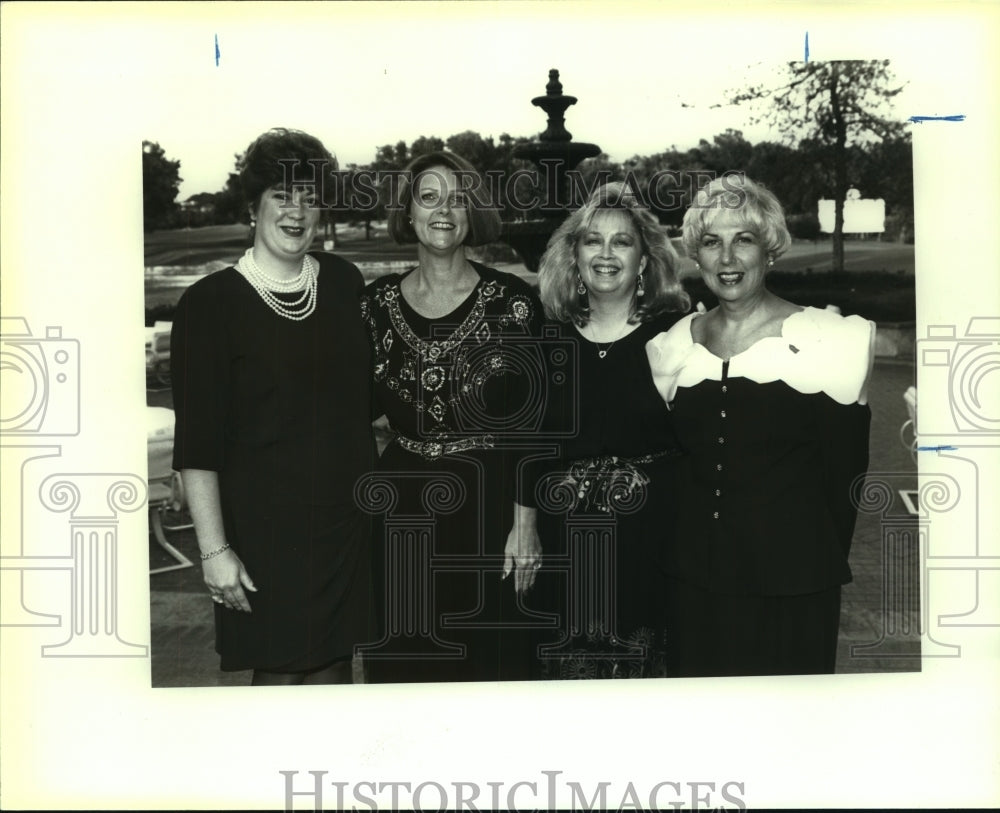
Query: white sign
818,195,886,233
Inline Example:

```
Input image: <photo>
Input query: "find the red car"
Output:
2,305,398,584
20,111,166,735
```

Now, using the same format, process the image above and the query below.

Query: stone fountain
502,69,601,272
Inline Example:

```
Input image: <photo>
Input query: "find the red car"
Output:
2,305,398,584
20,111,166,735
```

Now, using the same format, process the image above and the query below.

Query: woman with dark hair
359,150,544,683
530,182,690,679
647,174,875,676
171,128,374,685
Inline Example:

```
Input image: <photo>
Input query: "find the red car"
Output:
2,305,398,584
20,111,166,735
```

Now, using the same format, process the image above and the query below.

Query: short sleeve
645,312,699,406
170,277,230,472
781,308,876,405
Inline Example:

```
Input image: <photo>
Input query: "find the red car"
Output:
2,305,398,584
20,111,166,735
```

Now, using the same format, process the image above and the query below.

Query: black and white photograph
145,65,916,688
2,2,998,810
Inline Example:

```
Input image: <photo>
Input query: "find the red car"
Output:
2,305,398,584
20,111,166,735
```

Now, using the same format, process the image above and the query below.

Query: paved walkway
147,359,918,686
837,359,919,673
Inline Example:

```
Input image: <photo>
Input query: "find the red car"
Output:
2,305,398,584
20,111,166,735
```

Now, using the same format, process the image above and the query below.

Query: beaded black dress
528,313,685,679
171,253,375,673
358,262,545,683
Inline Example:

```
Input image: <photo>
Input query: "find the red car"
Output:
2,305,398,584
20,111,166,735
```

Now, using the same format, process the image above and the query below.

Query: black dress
171,254,375,673
646,306,874,676
358,262,545,683
529,313,685,679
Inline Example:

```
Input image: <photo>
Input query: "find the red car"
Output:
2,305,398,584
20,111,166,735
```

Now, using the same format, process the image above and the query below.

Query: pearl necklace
236,248,317,321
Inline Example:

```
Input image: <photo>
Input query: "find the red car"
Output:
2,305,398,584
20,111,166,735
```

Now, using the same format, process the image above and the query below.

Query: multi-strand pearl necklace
236,248,318,321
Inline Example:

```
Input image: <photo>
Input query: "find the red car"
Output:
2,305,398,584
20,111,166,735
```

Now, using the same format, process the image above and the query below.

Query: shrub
786,213,822,241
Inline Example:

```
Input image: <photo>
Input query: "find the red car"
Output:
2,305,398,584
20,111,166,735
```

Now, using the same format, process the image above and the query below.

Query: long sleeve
818,398,872,556
514,322,572,509
490,276,547,508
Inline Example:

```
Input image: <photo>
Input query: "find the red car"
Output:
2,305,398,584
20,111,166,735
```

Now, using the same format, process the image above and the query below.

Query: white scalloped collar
646,307,875,406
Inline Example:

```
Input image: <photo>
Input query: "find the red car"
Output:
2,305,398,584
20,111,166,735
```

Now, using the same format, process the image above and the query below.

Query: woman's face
409,167,470,253
575,210,647,302
695,208,769,302
252,185,321,265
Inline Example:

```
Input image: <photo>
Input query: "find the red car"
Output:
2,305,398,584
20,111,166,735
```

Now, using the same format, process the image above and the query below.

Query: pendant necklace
588,319,631,359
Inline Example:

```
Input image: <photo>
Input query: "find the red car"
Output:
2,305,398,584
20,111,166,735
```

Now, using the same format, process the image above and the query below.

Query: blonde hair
682,173,792,260
538,182,690,325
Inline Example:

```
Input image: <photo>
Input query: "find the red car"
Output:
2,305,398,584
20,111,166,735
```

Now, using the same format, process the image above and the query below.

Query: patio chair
147,406,194,574
145,324,172,387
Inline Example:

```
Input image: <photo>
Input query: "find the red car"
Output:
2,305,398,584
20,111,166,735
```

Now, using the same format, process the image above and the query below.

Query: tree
855,134,913,242
142,141,183,231
410,135,446,159
211,151,247,225
727,60,906,271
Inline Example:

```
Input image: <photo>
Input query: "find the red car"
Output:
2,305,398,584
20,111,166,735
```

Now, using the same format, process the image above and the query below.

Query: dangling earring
767,257,775,268
636,273,645,298
576,273,587,296
250,219,256,228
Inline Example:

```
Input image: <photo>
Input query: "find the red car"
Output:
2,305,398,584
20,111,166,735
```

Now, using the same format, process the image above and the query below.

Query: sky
128,4,932,200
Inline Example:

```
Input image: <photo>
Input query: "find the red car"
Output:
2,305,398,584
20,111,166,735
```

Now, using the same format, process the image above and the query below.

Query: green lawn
144,222,418,267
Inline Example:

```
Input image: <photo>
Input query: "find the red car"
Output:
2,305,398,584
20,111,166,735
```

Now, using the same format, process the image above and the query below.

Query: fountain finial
531,68,579,142
506,70,602,271
545,68,563,96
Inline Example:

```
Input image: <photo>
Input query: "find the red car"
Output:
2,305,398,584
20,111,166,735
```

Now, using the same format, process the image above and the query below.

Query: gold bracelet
200,543,231,561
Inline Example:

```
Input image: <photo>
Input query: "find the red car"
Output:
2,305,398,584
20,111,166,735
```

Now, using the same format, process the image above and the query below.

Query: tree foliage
142,141,183,231
157,100,913,252
727,60,908,269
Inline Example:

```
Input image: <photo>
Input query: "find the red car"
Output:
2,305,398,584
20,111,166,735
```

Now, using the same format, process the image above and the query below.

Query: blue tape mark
215,34,221,67
908,114,966,123
804,31,809,63
917,445,959,452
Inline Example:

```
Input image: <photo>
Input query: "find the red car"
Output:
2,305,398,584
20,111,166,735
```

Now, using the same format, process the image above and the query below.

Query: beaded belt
561,449,680,513
396,433,496,460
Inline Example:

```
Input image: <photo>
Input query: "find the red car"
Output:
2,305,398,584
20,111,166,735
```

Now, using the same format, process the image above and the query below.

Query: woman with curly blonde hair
525,182,690,679
539,182,689,326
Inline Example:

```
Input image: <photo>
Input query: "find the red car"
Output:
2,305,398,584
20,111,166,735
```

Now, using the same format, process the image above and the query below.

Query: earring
636,273,645,298
767,258,775,267
576,273,587,296
250,219,256,228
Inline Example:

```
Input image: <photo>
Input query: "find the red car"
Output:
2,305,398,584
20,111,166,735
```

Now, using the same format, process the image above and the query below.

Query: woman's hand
372,414,396,454
203,549,257,613
503,503,541,594
181,468,258,613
